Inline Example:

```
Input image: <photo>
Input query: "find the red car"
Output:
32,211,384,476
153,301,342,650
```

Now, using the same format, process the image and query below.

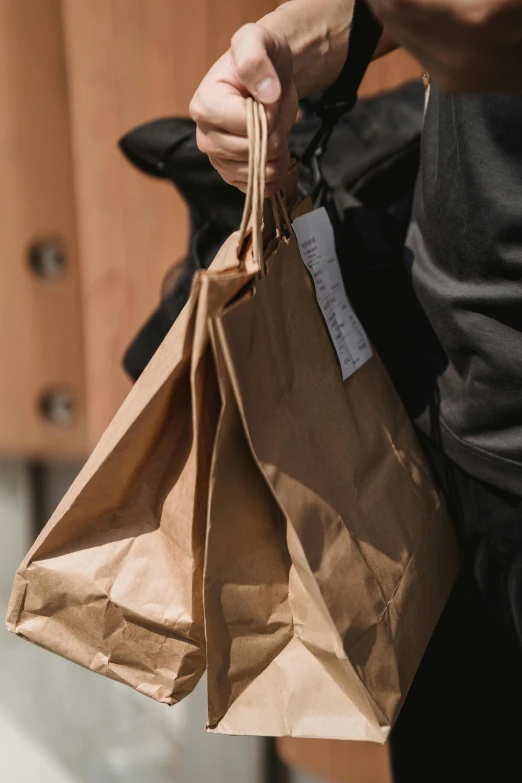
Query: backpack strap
302,0,383,164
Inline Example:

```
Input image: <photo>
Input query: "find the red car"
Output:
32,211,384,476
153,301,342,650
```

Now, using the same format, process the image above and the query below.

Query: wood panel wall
0,0,86,459
61,0,280,450
0,1,420,456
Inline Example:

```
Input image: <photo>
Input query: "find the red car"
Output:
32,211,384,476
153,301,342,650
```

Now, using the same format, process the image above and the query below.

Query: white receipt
293,207,372,380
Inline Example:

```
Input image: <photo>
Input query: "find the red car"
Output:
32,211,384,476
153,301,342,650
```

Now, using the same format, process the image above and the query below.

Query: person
190,1,522,780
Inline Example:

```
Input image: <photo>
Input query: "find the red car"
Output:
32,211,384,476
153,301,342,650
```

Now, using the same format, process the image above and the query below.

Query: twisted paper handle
237,98,267,273
236,98,293,275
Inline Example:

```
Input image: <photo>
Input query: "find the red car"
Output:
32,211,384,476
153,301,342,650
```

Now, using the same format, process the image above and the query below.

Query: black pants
390,435,522,782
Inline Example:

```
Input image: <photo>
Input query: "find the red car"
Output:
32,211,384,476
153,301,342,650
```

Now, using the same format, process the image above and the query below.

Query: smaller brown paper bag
6,101,266,703
6,275,215,704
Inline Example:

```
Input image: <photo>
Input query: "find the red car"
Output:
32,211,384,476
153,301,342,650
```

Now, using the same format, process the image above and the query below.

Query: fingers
196,85,297,162
208,146,291,197
195,126,284,161
208,151,289,184
231,23,294,136
190,23,296,197
230,23,289,105
198,82,296,196
190,76,248,136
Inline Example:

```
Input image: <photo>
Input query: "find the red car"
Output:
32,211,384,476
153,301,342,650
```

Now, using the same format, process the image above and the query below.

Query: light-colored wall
0,461,263,783
0,460,31,595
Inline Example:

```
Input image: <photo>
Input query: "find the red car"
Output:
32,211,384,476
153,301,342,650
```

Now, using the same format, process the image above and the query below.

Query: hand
189,23,298,196
368,0,522,92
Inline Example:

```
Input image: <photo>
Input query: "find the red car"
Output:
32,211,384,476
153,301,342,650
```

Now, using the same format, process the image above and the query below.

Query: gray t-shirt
408,87,522,496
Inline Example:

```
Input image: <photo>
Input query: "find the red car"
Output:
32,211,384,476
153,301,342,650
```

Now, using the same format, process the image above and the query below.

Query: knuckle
189,93,205,124
236,53,265,79
231,22,263,50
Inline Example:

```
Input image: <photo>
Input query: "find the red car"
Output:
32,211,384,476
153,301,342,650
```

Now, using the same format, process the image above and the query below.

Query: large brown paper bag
5,100,270,702
202,100,460,741
5,97,267,705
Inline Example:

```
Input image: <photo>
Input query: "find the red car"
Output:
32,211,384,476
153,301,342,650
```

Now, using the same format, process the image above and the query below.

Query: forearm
258,0,353,98
258,0,397,98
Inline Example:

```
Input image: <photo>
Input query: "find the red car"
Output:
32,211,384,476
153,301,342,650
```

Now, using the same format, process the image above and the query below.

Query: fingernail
255,77,278,103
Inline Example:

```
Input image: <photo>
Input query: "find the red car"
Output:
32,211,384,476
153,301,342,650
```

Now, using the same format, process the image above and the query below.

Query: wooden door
61,0,280,449
0,0,86,459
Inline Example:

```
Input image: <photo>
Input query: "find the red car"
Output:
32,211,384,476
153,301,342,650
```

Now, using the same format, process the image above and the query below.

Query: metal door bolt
39,388,76,428
29,241,66,280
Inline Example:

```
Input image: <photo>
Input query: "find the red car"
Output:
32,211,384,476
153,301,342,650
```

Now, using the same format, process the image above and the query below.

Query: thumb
231,23,293,105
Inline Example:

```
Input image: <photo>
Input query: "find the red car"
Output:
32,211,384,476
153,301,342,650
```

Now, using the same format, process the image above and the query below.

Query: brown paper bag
5,99,264,705
6,103,266,701
201,100,460,741
6,282,215,704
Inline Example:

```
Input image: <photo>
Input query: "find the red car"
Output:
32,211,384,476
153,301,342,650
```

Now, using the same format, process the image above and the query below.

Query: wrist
258,1,353,98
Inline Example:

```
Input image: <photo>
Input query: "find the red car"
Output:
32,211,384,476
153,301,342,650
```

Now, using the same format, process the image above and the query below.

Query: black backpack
119,0,443,415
